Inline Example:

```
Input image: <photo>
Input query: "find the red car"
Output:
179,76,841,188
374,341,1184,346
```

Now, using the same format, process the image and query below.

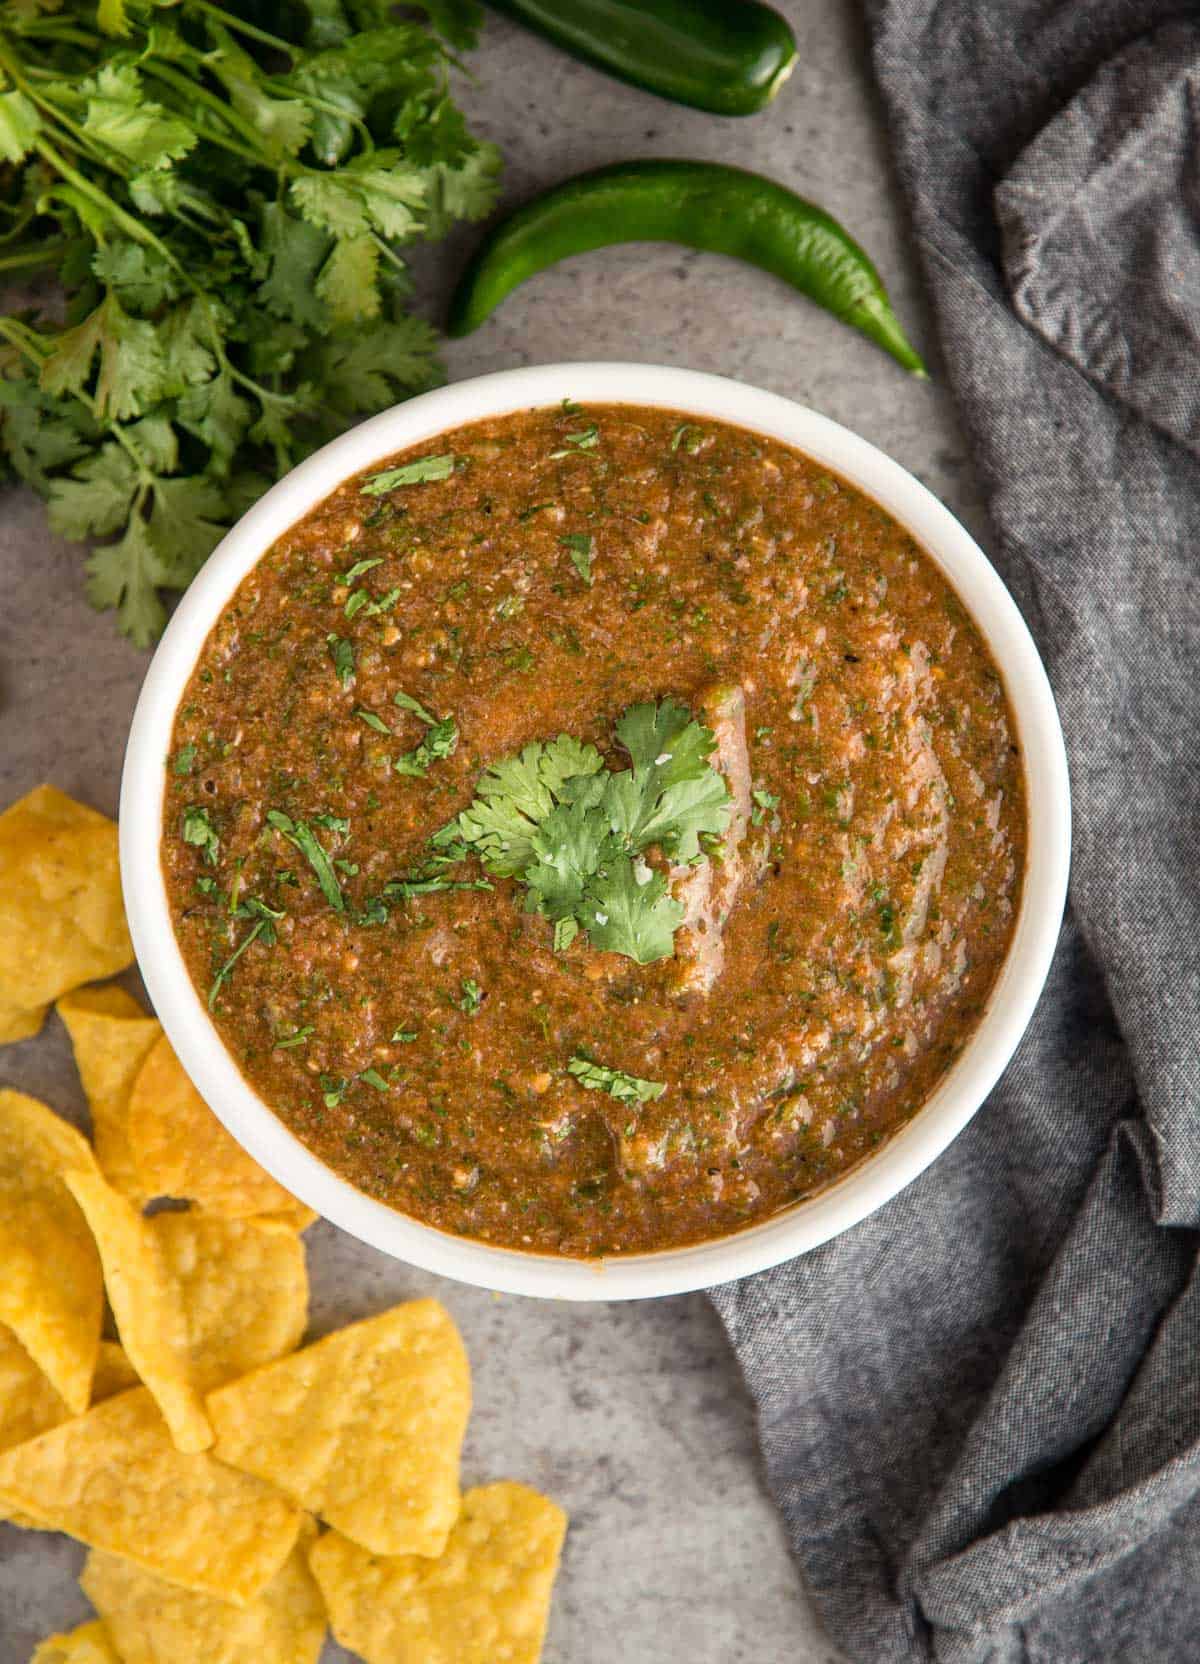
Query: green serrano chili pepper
484,0,797,117
448,160,927,377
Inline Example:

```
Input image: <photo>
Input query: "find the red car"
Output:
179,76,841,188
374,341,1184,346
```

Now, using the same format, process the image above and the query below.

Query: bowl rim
120,361,1071,1301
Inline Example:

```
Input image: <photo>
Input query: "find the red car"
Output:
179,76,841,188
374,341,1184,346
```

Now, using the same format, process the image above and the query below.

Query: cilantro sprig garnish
0,2,501,645
567,1056,666,1104
432,700,731,964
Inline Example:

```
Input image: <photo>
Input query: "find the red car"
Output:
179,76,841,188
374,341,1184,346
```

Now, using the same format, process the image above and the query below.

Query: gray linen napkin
710,6,1200,1660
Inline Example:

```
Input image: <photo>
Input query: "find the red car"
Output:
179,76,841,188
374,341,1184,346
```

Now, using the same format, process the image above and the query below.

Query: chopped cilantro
311,812,350,834
208,897,281,1010
361,454,456,494
751,787,780,826
550,423,599,458
360,1067,390,1091
327,634,355,689
341,557,383,583
393,689,438,725
361,586,402,617
275,1025,313,1049
432,700,731,964
395,714,458,778
182,805,219,866
344,589,370,619
567,1056,666,1104
457,978,483,1015
560,533,594,585
172,742,197,776
496,593,525,619
320,1074,349,1108
355,707,392,735
266,809,344,912
194,875,216,896
391,1026,419,1043
671,424,705,453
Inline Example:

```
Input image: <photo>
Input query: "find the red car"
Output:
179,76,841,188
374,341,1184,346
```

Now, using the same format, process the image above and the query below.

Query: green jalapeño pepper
448,160,928,377
485,0,797,117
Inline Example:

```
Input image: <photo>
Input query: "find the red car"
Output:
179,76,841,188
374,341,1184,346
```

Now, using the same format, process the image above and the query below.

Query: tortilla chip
31,1621,122,1664
0,1323,68,1453
0,1386,303,1605
150,1213,309,1393
208,1300,470,1557
58,985,162,1204
81,1522,326,1664
309,1482,567,1664
92,1339,139,1402
0,1089,102,1413
129,1034,316,1224
0,785,132,1043
64,1168,211,1453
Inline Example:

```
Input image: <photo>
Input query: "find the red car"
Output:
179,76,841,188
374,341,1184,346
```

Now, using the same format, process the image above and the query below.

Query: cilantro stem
0,241,71,272
139,59,270,156
188,0,297,57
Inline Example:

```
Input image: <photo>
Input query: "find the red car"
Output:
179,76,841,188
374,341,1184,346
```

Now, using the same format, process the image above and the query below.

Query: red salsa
162,403,1026,1256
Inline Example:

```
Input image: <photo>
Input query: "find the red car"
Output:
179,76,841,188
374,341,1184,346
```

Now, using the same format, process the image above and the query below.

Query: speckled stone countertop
0,4,983,1657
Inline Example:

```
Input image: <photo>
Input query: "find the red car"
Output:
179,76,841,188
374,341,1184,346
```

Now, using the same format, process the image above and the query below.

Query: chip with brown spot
58,985,162,1204
0,1387,303,1605
150,1213,309,1393
81,1520,326,1664
208,1300,469,1557
128,1034,316,1226
0,1089,102,1413
30,1620,122,1664
0,785,132,1043
64,1167,212,1453
0,1323,68,1454
309,1482,567,1664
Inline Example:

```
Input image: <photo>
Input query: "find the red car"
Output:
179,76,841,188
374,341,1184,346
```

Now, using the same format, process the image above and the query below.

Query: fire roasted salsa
162,403,1026,1256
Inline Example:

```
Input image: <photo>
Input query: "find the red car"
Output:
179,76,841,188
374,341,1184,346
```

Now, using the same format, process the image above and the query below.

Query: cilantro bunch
434,700,732,964
0,0,499,643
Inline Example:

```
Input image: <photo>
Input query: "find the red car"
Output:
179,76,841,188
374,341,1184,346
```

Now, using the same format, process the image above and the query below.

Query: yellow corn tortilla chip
92,1339,139,1402
0,1323,68,1453
0,1089,102,1413
310,1482,567,1664
208,1300,470,1557
64,1167,211,1453
129,1034,316,1224
149,1213,308,1393
31,1620,122,1664
81,1522,326,1664
58,985,162,1204
0,785,132,1043
0,1386,303,1605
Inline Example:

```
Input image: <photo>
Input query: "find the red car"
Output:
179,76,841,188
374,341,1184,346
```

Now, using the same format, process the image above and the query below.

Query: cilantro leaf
266,809,345,911
434,702,729,962
567,1055,666,1105
393,688,437,725
394,714,458,777
362,453,456,493
327,634,355,687
182,805,220,865
560,533,593,585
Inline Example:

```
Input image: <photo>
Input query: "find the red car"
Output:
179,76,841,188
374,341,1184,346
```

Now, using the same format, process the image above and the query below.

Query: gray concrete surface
0,3,984,1658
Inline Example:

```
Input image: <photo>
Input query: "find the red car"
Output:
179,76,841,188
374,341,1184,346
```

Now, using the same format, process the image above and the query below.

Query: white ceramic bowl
121,363,1070,1300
